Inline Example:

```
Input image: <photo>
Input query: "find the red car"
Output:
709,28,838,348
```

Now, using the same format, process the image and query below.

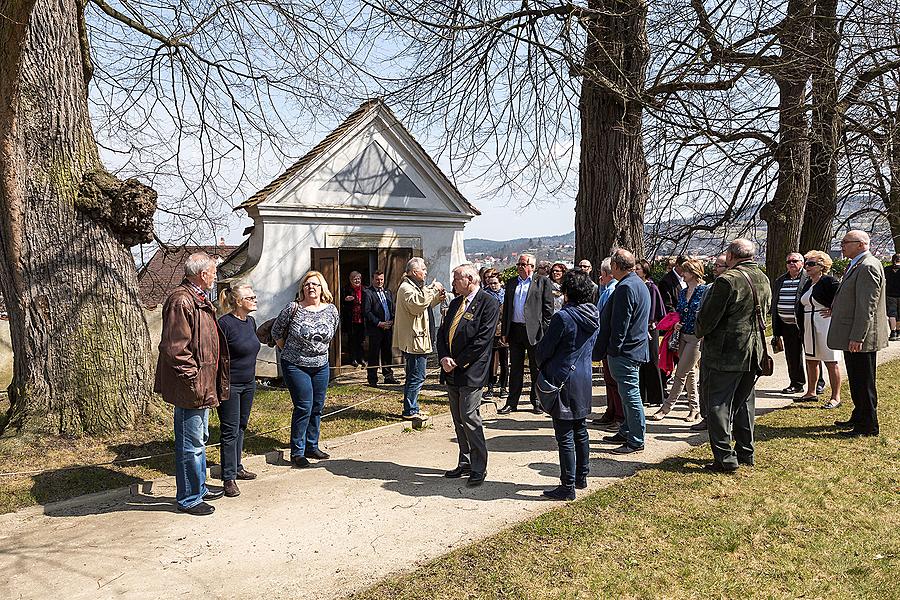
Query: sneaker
482,389,494,400
498,388,508,398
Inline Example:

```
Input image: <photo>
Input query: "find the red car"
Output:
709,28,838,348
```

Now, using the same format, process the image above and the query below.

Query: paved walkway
2,345,898,600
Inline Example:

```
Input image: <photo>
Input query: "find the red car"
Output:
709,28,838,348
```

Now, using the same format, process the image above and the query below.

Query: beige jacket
827,252,890,352
393,275,443,354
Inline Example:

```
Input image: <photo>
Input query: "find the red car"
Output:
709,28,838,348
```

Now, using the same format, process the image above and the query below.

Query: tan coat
393,275,443,354
827,253,890,352
154,281,230,408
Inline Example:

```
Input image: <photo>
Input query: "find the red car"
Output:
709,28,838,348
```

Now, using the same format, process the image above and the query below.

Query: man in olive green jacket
394,257,445,418
695,239,772,472
827,230,890,437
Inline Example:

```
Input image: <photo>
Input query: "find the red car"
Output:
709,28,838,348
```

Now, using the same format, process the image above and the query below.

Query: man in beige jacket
394,257,445,419
827,230,890,437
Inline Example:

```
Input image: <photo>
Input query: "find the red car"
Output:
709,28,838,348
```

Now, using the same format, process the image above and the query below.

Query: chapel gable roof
138,245,237,308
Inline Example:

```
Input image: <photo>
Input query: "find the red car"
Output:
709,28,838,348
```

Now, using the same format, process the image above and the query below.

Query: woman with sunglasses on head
217,284,262,497
272,271,340,467
795,251,842,408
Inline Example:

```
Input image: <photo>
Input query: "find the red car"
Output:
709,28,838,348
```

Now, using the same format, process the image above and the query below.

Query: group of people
155,228,891,514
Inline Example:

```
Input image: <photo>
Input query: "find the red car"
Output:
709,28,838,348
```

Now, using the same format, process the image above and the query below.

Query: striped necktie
448,297,470,350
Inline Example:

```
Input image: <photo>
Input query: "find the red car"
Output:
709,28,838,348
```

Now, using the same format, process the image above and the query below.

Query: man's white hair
453,263,480,282
405,257,426,273
184,252,215,277
600,257,612,275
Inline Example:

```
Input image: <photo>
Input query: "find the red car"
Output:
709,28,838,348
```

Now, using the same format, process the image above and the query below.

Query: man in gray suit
827,230,890,437
695,239,771,473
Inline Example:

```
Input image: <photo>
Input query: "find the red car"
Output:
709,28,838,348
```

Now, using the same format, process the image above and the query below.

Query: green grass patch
0,379,448,514
353,362,900,600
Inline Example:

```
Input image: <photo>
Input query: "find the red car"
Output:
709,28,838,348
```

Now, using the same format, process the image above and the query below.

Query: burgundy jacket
154,280,230,409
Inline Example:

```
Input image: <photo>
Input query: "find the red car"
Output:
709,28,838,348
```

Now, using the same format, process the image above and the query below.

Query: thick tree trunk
800,0,840,253
575,0,649,268
0,0,156,435
759,0,812,279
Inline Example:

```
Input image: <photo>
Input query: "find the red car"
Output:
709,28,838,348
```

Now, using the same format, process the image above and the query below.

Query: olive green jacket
695,261,772,372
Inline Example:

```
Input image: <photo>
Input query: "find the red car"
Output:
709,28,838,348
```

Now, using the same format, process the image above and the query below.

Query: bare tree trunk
800,0,840,253
888,98,900,253
575,0,650,267
0,0,156,435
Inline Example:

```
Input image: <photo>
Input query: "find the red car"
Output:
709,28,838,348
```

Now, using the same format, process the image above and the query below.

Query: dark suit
501,275,554,409
658,270,682,314
363,286,396,384
437,288,500,475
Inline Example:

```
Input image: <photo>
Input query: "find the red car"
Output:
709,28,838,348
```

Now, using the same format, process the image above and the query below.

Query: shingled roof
138,245,237,308
235,99,479,215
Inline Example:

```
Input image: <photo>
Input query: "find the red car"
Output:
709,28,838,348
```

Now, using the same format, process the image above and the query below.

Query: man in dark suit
657,256,686,314
828,230,890,437
437,264,501,487
363,271,398,386
498,253,554,414
695,239,771,472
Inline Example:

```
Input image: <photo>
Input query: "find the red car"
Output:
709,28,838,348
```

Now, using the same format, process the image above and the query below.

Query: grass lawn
353,362,900,600
0,377,449,514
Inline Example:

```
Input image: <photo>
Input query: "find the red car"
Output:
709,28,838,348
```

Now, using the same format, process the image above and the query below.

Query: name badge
463,312,475,321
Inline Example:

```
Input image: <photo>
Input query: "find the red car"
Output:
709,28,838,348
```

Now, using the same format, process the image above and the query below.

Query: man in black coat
363,271,398,386
657,256,686,314
498,253,554,414
437,264,501,487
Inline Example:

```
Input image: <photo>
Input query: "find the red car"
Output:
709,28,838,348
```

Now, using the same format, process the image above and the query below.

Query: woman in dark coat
536,270,600,501
635,259,666,406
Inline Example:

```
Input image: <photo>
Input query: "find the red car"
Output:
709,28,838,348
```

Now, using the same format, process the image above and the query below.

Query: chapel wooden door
311,248,340,368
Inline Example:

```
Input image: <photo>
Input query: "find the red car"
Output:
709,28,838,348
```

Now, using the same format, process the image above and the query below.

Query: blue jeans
608,355,646,448
402,352,428,416
552,417,589,488
216,381,256,480
282,360,329,458
174,407,210,509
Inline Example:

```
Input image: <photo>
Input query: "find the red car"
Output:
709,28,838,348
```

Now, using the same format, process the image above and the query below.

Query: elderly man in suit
828,230,890,437
498,252,554,414
438,264,501,487
364,271,399,387
695,239,771,473
596,249,651,455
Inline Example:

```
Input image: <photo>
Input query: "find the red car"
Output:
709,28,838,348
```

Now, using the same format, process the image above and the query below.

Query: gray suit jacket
827,252,890,352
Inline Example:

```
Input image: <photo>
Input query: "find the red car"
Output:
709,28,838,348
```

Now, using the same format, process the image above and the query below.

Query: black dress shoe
781,385,803,394
839,429,878,438
291,456,311,468
834,419,856,428
203,488,225,501
602,433,627,444
178,501,215,516
575,477,588,490
306,448,330,460
737,457,755,467
611,444,644,455
236,468,257,480
384,377,400,385
467,472,486,486
531,405,543,414
497,404,516,415
542,485,575,500
703,462,739,474
444,466,472,479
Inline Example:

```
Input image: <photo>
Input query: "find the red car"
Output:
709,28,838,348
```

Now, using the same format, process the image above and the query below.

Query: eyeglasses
516,263,531,268
786,259,802,264
578,264,590,269
304,282,322,288
804,261,822,268
551,269,564,273
242,296,257,301
840,239,862,246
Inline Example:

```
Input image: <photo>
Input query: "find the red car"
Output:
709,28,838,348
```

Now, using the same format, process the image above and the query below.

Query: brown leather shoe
236,468,257,480
223,480,240,497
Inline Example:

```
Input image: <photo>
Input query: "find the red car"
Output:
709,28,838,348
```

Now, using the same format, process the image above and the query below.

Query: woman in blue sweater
536,270,600,501
217,284,262,497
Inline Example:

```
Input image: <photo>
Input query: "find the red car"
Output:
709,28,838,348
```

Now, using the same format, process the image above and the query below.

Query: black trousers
780,323,806,388
366,328,394,384
844,351,879,434
506,323,538,409
490,345,509,389
348,322,365,364
640,328,664,405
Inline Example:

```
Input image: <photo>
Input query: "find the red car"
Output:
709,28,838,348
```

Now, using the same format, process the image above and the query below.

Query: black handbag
738,270,774,377
535,338,594,413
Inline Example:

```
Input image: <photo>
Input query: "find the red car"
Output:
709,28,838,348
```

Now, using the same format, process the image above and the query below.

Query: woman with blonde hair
651,258,708,421
795,250,842,408
216,284,261,496
272,271,340,467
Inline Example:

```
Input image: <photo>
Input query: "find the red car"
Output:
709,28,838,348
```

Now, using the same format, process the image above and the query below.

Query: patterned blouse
271,302,340,368
676,284,708,335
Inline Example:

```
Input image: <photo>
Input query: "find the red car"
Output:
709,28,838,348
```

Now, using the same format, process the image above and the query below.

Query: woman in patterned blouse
650,258,708,422
272,271,340,468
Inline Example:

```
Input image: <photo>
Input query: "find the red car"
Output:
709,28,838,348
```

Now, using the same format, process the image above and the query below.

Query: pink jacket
657,311,681,376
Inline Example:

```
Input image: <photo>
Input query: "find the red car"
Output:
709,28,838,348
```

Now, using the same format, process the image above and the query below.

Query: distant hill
465,231,575,255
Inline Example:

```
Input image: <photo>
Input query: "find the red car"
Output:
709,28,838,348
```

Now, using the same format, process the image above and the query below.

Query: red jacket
657,311,681,376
